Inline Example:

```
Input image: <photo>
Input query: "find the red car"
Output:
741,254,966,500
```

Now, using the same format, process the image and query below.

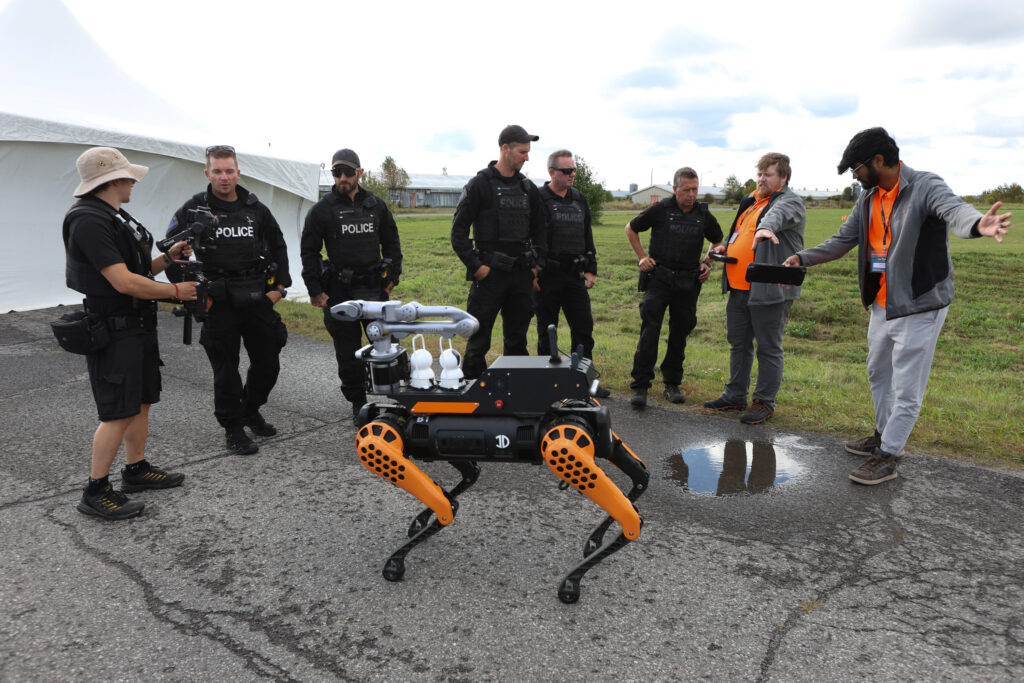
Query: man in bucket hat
63,147,199,520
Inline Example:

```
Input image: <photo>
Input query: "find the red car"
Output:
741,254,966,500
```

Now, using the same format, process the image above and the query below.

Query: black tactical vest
473,174,531,244
324,192,382,267
648,202,708,269
63,200,151,296
547,190,587,255
193,192,264,275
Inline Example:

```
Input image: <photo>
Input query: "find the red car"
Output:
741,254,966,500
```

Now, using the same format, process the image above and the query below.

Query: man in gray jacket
706,153,805,424
784,127,1011,485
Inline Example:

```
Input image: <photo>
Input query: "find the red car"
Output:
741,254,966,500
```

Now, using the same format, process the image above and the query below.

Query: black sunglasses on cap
331,166,358,178
205,145,235,155
551,167,576,175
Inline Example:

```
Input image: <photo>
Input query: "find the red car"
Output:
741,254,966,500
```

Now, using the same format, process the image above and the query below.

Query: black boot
226,427,258,455
244,411,277,437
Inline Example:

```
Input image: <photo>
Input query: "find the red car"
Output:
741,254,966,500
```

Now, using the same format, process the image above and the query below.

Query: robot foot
558,528,638,604
384,496,460,582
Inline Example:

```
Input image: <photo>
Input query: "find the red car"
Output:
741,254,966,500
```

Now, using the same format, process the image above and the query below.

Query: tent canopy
0,0,319,311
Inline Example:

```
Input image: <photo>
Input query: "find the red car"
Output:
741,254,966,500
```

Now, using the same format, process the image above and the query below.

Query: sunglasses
331,166,358,178
551,167,576,175
205,145,235,155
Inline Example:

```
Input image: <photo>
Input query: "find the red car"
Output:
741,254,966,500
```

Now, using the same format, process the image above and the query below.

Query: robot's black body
333,300,648,603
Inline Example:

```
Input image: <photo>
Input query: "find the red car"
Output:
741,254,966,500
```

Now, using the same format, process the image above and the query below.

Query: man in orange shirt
706,153,805,424
786,128,1011,485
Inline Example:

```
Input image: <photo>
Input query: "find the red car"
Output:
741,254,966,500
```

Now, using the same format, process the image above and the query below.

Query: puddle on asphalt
666,439,806,496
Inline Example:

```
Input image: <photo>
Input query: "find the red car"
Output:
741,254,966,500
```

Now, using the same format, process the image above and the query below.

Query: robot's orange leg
583,430,650,557
541,419,648,603
541,422,642,540
356,421,454,525
357,419,460,582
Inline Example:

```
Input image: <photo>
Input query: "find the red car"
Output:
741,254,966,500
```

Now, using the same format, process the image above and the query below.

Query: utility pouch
489,251,517,272
225,278,267,308
50,310,110,355
637,270,651,292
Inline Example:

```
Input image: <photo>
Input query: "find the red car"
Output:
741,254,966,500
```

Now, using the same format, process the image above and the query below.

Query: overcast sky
17,0,1024,195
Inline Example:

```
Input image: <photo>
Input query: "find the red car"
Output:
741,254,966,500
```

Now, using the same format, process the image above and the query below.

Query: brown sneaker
703,396,747,411
739,400,773,425
845,431,905,457
845,431,881,456
849,450,899,485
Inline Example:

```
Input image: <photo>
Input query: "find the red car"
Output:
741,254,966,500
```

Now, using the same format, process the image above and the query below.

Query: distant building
628,184,726,204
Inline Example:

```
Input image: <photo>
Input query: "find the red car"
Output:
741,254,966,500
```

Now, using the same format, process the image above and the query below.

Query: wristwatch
276,288,288,299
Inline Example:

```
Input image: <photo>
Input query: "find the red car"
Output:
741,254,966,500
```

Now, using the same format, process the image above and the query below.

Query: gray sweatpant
867,303,948,455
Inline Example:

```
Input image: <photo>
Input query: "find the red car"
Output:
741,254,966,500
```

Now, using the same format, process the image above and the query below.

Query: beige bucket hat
73,147,148,197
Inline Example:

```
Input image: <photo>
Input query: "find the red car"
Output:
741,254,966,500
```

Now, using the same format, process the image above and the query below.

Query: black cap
331,148,360,169
498,125,539,147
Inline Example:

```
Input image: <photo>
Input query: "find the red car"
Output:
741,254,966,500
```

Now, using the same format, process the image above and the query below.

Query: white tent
0,0,319,312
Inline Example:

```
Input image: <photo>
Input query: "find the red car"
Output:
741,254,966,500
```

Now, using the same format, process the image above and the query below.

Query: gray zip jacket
796,164,983,320
720,185,806,305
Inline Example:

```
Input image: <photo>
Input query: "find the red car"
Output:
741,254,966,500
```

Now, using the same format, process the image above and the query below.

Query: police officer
451,125,546,379
168,145,290,455
64,147,198,519
626,167,723,407
534,149,610,398
300,148,402,418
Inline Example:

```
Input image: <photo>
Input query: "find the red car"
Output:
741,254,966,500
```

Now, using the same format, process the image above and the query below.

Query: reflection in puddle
667,439,805,496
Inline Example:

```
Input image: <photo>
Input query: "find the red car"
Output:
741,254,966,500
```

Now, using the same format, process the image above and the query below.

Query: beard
859,166,881,190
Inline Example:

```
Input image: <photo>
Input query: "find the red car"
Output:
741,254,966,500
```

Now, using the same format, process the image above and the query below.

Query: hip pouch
224,278,268,308
489,251,517,272
50,310,110,355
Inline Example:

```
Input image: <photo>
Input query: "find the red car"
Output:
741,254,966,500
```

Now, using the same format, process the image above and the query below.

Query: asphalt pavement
2,306,1022,682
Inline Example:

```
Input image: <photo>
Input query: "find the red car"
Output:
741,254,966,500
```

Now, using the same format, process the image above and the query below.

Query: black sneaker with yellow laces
120,460,186,492
77,482,145,520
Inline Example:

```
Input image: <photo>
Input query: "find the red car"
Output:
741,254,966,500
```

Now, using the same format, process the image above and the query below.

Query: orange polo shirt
868,173,900,307
725,192,772,291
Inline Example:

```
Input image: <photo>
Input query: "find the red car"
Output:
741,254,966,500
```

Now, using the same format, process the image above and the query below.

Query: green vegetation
278,204,1023,468
572,155,607,225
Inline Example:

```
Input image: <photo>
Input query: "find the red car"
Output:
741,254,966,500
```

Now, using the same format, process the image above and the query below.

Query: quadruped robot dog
331,300,649,603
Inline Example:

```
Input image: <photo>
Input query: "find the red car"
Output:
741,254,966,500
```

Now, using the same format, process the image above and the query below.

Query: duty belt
479,249,534,271
106,315,149,331
547,255,585,273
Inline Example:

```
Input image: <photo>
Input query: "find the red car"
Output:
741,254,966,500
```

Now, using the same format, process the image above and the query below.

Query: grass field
278,204,1023,468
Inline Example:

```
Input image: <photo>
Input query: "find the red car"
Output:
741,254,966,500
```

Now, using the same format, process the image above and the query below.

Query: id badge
871,254,886,273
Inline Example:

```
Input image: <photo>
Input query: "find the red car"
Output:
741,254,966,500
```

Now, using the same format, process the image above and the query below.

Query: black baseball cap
498,125,539,147
331,148,360,169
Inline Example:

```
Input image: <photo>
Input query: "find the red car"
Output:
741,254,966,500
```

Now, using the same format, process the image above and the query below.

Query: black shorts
87,330,162,421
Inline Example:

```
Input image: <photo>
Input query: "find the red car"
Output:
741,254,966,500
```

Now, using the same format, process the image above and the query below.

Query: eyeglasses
850,159,871,176
205,145,236,155
551,167,576,175
331,166,358,178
